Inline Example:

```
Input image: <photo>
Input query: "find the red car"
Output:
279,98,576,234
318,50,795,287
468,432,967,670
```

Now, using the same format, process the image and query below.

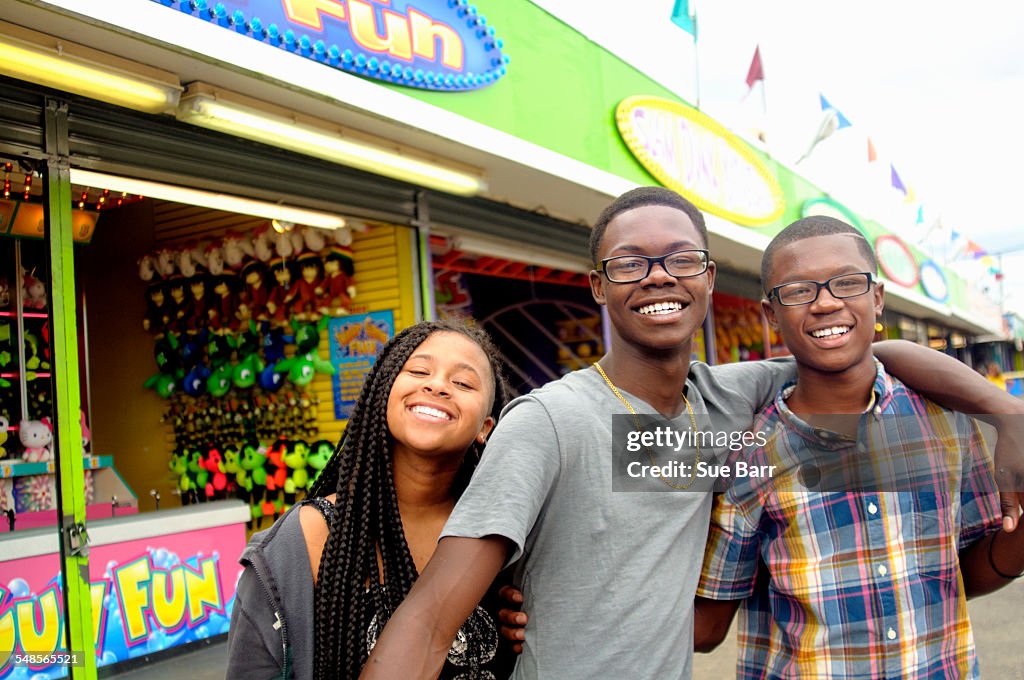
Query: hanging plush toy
237,261,269,323
168,448,191,505
298,225,327,254
0,416,9,460
19,418,53,462
205,243,225,276
22,271,47,310
206,332,236,398
290,252,324,322
306,439,334,487
209,274,238,332
166,277,190,334
201,447,228,500
221,442,241,494
275,318,335,386
233,322,265,389
178,330,209,397
282,440,310,510
80,410,91,453
251,223,274,262
265,257,297,326
143,282,172,335
154,248,176,279
221,231,248,271
138,254,158,282
319,245,356,317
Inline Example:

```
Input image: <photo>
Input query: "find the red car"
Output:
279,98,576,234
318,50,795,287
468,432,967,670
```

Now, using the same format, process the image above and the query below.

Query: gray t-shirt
441,359,794,680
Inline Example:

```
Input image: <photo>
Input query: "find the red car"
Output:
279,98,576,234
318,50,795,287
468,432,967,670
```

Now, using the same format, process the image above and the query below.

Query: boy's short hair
590,187,708,265
761,216,877,294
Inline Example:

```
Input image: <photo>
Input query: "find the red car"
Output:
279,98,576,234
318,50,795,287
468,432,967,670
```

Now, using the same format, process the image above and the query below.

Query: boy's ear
761,297,779,331
590,269,606,305
873,280,885,317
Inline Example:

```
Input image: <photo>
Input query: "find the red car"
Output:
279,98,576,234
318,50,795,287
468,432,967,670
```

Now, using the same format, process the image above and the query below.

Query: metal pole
43,97,94,680
413,192,436,321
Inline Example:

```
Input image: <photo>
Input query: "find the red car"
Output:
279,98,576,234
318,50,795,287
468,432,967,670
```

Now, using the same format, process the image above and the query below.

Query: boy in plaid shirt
695,217,1024,679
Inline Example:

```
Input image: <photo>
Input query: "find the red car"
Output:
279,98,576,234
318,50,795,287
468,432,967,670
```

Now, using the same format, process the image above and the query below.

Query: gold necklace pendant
593,362,701,490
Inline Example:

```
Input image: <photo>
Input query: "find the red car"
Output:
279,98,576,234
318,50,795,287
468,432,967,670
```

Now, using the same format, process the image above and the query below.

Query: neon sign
1,543,237,678
616,96,785,227
152,0,509,91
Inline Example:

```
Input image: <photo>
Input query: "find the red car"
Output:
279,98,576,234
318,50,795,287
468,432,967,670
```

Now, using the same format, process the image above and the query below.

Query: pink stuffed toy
22,271,47,310
19,418,53,462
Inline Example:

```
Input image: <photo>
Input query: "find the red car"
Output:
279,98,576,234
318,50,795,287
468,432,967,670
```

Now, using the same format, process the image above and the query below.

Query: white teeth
411,405,452,420
810,325,851,339
638,301,683,315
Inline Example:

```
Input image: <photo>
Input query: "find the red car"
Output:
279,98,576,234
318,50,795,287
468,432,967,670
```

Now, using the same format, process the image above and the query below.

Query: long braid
312,320,510,679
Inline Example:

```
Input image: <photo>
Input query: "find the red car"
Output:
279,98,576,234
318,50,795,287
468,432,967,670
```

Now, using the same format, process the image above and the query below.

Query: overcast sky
535,0,1024,316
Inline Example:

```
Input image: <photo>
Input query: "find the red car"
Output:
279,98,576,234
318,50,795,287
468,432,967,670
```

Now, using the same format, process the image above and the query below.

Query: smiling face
762,234,883,379
589,205,715,356
385,331,496,463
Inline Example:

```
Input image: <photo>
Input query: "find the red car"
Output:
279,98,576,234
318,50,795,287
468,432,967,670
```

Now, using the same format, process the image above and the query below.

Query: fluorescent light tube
70,169,347,230
0,22,180,114
177,86,484,196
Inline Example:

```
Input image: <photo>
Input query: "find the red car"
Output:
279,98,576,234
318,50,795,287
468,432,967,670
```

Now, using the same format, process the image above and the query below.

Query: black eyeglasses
597,249,709,283
768,272,874,306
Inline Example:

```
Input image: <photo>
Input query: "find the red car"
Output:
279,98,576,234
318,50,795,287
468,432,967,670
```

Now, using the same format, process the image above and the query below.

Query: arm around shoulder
873,340,1024,418
360,535,512,679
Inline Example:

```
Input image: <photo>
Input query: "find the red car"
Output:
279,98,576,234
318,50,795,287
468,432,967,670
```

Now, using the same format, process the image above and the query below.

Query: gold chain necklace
593,362,700,490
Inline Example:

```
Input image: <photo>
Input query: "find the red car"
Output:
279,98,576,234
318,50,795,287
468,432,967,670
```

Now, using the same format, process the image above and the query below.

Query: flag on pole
890,164,907,195
745,46,764,88
867,137,878,163
671,0,697,37
819,94,852,129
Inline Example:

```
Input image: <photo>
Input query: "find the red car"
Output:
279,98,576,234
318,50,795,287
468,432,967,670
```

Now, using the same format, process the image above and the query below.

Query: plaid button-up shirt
697,361,1001,679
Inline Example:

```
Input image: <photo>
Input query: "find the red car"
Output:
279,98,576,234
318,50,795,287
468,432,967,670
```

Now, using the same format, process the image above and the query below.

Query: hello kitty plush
138,254,157,282
19,418,53,462
205,243,225,276
154,248,176,278
299,225,327,254
22,271,47,310
221,232,248,270
252,224,274,262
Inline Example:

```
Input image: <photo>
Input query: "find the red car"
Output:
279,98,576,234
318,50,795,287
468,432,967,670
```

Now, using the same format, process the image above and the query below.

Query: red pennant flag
867,137,878,163
745,46,764,88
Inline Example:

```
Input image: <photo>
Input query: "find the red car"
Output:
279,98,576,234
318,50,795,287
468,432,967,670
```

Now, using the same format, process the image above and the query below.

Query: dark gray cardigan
227,505,315,680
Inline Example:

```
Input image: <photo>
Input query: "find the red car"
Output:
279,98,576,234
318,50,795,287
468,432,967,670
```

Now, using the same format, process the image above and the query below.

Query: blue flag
819,94,852,129
671,0,697,37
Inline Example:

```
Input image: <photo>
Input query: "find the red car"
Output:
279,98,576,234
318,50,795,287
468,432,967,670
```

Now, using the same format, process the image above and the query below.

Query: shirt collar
774,359,891,450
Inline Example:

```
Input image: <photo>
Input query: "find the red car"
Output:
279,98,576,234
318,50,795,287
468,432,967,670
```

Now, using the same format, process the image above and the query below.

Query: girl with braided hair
226,319,515,680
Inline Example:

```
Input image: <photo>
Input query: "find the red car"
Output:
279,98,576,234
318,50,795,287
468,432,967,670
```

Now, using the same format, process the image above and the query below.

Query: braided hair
310,319,511,679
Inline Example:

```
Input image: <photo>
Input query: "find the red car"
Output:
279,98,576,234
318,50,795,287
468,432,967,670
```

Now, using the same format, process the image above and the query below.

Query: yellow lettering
409,9,464,69
184,559,222,624
90,581,108,648
114,558,152,642
151,569,188,630
0,599,15,669
282,0,346,31
15,587,61,656
349,0,412,61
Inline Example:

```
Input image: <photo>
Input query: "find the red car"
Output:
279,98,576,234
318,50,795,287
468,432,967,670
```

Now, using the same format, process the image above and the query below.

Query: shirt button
887,628,897,640
878,564,888,577
867,502,878,515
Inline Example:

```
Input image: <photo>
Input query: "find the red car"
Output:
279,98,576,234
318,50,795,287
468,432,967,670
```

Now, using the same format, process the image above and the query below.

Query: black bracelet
988,531,1024,580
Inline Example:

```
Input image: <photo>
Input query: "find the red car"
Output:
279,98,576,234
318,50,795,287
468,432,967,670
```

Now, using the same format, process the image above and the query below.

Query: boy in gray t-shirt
361,188,1024,680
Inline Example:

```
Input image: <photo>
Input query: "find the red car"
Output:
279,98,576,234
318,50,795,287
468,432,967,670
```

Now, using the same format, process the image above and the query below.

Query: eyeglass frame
766,271,875,306
596,249,710,283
